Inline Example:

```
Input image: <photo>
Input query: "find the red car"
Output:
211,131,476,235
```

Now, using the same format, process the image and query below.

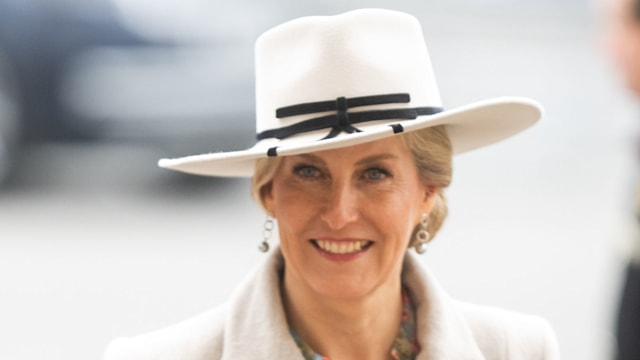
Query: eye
363,167,391,181
293,164,321,179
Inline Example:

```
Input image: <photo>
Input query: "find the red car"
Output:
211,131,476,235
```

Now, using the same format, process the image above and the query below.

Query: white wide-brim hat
159,8,542,177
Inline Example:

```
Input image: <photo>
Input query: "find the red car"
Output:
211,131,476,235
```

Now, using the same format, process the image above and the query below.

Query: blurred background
0,0,636,359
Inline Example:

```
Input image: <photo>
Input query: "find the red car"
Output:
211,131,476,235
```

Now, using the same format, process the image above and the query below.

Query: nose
320,181,359,230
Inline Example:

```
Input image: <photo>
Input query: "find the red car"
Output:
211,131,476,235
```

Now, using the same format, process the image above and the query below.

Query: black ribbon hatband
256,93,443,141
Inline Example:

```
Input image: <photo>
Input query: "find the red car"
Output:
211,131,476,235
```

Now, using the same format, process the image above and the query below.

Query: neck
282,268,404,360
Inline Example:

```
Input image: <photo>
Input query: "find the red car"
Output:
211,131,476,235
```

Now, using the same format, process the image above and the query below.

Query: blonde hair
400,125,452,245
251,125,452,244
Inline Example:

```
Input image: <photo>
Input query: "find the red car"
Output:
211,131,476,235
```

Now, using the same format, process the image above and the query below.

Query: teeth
315,240,370,254
354,242,361,251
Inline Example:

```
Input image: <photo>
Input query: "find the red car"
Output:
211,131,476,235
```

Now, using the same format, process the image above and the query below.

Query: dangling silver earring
259,216,274,253
415,213,430,254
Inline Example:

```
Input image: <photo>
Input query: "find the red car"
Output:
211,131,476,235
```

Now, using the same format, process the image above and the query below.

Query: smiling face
262,136,435,300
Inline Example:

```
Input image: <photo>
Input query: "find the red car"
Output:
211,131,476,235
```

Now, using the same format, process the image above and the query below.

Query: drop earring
415,213,430,254
258,216,274,253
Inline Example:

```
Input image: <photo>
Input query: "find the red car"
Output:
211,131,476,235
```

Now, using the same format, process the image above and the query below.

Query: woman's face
263,136,435,300
604,0,640,94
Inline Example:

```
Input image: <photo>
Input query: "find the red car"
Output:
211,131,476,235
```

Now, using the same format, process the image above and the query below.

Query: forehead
287,136,411,162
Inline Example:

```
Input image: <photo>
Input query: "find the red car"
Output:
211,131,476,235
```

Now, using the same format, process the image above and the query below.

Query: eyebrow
355,153,399,166
293,154,325,164
291,153,398,165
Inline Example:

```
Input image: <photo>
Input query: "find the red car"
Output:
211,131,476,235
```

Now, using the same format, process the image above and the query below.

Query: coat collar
221,249,300,359
221,248,484,359
402,252,485,359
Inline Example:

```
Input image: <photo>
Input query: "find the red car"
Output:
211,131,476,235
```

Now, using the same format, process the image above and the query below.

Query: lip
310,238,373,262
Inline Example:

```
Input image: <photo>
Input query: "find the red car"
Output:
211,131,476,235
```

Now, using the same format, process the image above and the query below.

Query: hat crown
255,9,442,135
158,9,541,178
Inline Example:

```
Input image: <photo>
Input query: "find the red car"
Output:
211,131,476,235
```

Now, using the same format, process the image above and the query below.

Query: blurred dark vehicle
0,0,257,187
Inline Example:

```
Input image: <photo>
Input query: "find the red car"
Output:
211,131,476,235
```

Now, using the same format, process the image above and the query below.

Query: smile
312,240,373,254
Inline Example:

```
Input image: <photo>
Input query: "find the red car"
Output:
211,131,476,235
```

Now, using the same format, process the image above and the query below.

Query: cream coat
104,249,561,359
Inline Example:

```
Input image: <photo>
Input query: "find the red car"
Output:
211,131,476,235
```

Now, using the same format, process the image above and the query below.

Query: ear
420,185,437,215
261,181,276,216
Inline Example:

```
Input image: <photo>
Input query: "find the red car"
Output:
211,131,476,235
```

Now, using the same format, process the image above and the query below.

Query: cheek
270,180,319,234
373,192,421,239
614,30,640,64
273,181,309,214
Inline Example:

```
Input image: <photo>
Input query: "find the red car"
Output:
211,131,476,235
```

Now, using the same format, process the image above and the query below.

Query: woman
105,8,560,360
604,0,640,358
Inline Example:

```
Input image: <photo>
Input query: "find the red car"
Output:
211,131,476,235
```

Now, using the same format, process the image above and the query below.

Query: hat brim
158,96,542,177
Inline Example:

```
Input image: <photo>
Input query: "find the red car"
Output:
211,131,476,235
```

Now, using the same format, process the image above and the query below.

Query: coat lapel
221,250,303,359
403,253,485,360
220,249,485,359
